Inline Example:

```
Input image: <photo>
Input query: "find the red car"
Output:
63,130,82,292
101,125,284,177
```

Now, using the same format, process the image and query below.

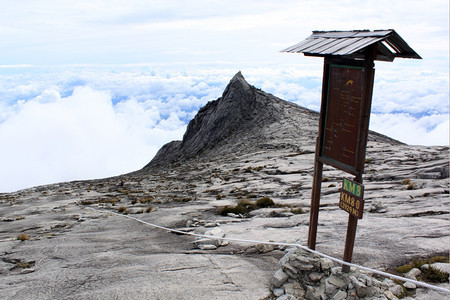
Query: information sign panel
320,65,366,172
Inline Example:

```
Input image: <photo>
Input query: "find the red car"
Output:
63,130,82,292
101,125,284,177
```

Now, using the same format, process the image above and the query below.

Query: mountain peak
143,71,399,170
145,71,279,168
228,71,249,88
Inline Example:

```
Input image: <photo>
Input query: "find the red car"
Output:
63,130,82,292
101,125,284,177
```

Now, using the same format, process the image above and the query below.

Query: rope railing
73,198,450,294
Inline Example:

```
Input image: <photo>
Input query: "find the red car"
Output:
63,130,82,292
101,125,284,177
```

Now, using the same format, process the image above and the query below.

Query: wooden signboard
317,60,373,177
321,65,365,172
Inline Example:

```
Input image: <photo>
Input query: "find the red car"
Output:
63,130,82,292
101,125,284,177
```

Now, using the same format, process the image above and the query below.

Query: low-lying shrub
17,233,30,241
217,197,276,216
117,206,127,213
256,197,274,208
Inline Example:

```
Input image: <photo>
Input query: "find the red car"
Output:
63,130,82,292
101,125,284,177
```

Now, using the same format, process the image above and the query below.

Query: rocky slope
0,72,448,299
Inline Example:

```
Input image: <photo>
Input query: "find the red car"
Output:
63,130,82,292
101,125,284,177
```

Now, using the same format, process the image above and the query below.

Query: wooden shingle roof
282,30,421,61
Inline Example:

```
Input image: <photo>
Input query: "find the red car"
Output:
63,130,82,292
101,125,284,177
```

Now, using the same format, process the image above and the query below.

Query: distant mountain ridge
144,72,401,169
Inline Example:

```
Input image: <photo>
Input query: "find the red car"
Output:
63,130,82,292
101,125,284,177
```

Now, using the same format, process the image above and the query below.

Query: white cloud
0,85,185,192
370,113,449,146
0,63,448,192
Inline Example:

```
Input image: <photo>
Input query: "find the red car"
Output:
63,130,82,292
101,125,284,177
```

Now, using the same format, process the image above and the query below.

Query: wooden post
308,60,330,250
308,139,323,249
342,45,376,273
342,174,362,273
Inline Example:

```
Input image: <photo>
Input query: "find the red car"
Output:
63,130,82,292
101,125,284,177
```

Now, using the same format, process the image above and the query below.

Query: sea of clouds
0,63,448,192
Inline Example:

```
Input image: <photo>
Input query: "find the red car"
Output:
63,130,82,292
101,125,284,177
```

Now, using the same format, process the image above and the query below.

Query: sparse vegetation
401,178,411,185
17,233,30,241
80,198,120,206
145,206,154,213
175,197,192,203
396,255,449,283
217,197,276,216
401,178,416,190
422,265,449,283
17,261,32,268
117,206,127,213
290,207,305,214
217,204,249,216
256,197,274,208
139,196,154,204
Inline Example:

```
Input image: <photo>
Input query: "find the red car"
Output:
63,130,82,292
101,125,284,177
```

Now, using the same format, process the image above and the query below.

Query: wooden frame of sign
308,46,376,272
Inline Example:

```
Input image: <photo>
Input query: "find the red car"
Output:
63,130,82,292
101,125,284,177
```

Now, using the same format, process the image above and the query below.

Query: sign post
309,52,375,272
282,29,421,272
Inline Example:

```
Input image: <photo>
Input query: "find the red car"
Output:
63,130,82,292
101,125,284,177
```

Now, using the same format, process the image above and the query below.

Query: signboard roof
281,29,421,62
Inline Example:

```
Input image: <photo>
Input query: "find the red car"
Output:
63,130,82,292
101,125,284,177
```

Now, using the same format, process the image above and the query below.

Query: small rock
360,274,373,286
282,263,297,277
306,286,323,300
284,281,305,298
244,247,259,254
319,258,334,271
272,269,289,288
21,268,35,274
325,279,338,296
226,213,239,218
332,290,347,300
389,284,403,297
327,275,347,289
369,201,388,213
255,243,276,253
273,288,284,297
383,278,395,286
404,281,416,290
198,244,217,250
349,276,367,298
204,222,217,227
405,267,421,279
309,272,323,283
384,290,399,300
430,262,450,275
206,227,224,237
276,295,296,300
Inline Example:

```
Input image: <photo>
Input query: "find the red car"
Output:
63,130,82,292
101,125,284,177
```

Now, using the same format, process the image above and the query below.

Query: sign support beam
342,174,362,273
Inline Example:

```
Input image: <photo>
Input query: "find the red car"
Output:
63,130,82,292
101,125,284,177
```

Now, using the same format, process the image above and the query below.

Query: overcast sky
0,0,448,192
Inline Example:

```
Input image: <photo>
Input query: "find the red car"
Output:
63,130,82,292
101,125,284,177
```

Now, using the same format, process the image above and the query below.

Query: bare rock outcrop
144,71,319,168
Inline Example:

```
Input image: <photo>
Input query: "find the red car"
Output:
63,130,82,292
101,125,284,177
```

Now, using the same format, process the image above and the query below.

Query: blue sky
0,0,448,192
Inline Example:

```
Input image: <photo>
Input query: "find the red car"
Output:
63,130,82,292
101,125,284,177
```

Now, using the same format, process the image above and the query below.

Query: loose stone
404,281,417,290
332,290,347,300
272,269,289,288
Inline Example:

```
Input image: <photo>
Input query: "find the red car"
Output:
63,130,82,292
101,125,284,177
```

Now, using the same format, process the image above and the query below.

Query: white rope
74,200,450,294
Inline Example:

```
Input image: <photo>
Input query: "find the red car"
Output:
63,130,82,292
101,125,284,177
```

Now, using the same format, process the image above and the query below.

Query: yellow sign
339,178,364,219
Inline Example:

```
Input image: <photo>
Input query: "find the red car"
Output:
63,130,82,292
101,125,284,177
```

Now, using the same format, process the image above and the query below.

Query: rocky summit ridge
145,71,400,169
1,72,449,299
